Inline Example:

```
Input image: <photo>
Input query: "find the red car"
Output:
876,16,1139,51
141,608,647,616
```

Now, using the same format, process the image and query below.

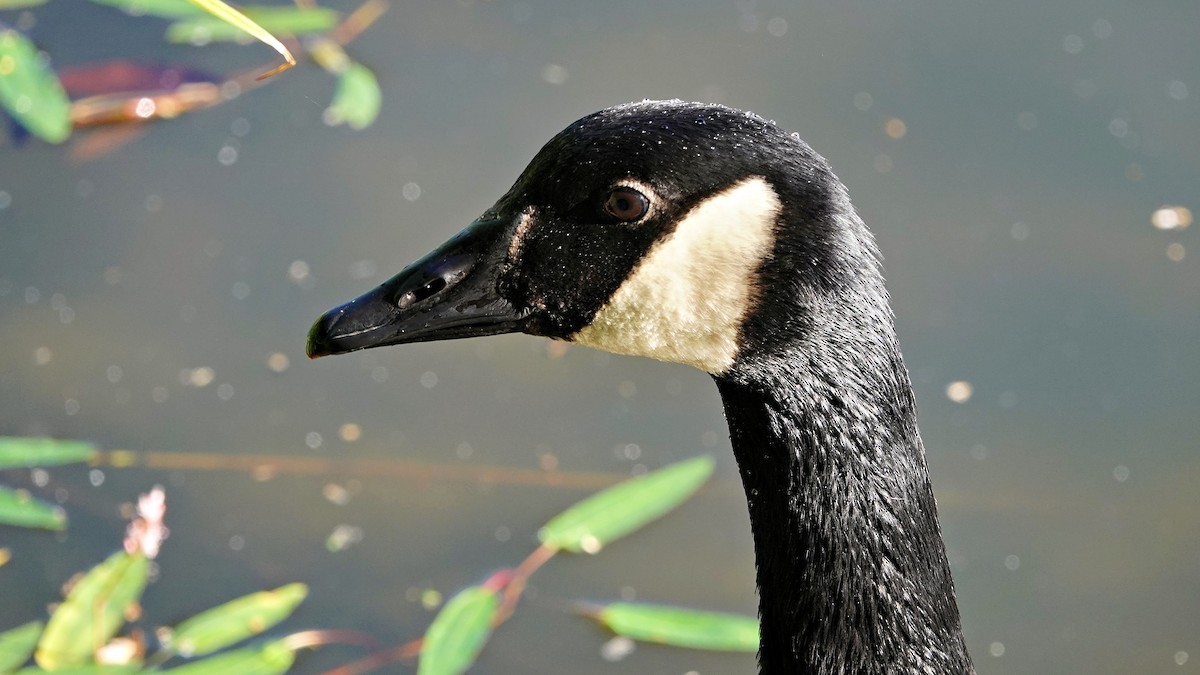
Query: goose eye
603,188,649,222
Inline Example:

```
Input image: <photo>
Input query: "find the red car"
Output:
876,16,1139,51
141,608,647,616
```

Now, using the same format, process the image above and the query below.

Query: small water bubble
64,398,80,415
1167,80,1189,100
106,365,123,383
620,586,636,601
1010,222,1030,241
1062,34,1083,54
216,383,234,400
989,641,1005,657
420,371,438,389
144,194,163,212
1112,465,1130,482
1175,651,1189,666
370,366,389,382
267,352,290,372
970,444,989,461
305,432,324,449
217,145,238,166
456,442,474,460
348,260,377,280
1167,242,1186,262
738,13,760,32
494,526,511,542
89,469,105,487
402,182,421,201
946,381,973,403
339,423,362,442
623,443,642,460
766,17,788,37
231,117,251,137
31,469,49,487
33,346,52,365
540,64,568,85
853,92,874,111
228,535,245,551
151,386,169,403
0,190,11,210
288,260,311,283
1091,19,1113,39
231,282,250,300
872,154,893,173
1108,117,1128,138
1004,554,1021,571
600,636,635,662
24,286,40,304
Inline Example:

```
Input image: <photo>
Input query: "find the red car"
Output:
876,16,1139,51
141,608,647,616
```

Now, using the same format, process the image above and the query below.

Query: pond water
1,1,1197,673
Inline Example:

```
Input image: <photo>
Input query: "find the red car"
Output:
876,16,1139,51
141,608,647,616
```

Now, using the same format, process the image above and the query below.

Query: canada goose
307,100,973,673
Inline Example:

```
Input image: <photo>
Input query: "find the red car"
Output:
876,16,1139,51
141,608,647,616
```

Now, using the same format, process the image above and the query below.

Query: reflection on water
2,1,1198,673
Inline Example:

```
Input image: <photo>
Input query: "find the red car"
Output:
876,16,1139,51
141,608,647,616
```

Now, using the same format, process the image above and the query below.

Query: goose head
307,99,877,377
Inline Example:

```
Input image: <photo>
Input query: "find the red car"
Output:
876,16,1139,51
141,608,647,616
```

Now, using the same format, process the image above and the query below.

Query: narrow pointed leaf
418,585,499,675
35,552,149,669
85,0,203,17
163,583,307,657
0,621,42,672
166,6,338,43
539,455,714,553
0,27,71,143
14,665,142,674
0,488,65,531
325,62,380,130
0,437,97,470
592,602,759,652
0,1,48,9
160,639,294,674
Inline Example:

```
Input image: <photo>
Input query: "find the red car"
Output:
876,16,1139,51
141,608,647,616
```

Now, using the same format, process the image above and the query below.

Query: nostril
396,271,456,309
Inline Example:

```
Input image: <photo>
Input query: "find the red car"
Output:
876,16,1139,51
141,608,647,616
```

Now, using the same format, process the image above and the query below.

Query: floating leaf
539,455,714,553
418,585,499,675
0,621,42,672
0,26,71,144
0,487,65,531
591,602,759,652
14,665,142,674
0,437,97,470
325,62,379,130
165,6,338,43
35,552,149,669
85,0,203,18
160,639,294,674
163,583,307,657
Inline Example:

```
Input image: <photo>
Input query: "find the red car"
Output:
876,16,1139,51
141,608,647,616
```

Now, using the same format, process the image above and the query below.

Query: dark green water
1,1,1197,673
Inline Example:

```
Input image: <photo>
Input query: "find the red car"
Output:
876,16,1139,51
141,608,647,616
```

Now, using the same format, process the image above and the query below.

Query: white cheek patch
571,176,780,374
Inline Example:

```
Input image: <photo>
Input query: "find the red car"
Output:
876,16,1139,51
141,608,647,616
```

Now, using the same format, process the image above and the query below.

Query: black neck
715,342,973,674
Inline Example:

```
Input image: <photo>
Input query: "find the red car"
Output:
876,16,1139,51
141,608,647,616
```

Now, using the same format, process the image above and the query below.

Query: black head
307,100,877,375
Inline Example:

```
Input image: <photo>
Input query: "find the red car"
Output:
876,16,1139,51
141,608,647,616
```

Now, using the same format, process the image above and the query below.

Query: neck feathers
716,300,972,673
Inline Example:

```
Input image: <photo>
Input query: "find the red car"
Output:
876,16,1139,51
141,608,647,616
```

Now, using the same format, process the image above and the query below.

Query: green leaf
592,602,759,652
418,585,499,675
0,437,97,470
0,621,42,672
0,27,71,144
85,0,203,17
160,639,294,674
0,1,49,10
165,6,338,44
14,665,142,674
539,455,714,553
163,583,307,657
35,552,149,669
0,488,65,531
325,62,380,130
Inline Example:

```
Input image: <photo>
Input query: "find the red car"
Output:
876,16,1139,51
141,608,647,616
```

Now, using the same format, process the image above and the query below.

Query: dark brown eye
603,188,649,222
